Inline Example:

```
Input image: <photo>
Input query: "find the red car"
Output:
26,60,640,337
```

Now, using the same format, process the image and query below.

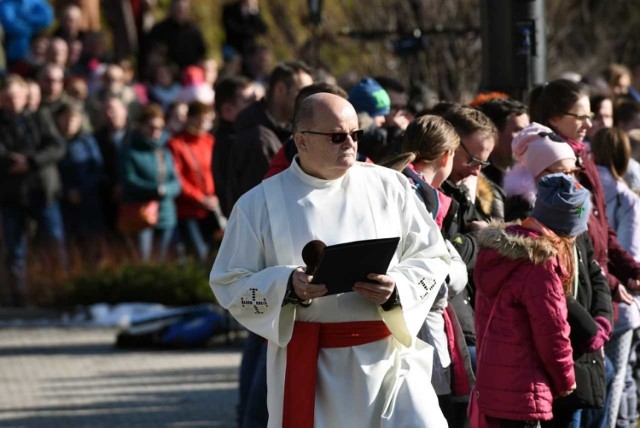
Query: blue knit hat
532,173,591,237
348,78,391,117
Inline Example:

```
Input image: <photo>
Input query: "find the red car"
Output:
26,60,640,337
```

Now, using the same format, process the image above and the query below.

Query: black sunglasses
300,129,364,144
459,141,490,168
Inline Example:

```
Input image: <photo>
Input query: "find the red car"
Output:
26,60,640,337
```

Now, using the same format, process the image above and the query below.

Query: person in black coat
0,75,66,306
222,0,267,57
144,0,206,71
94,97,130,235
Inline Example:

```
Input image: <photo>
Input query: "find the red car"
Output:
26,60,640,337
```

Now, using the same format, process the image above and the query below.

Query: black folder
311,237,401,295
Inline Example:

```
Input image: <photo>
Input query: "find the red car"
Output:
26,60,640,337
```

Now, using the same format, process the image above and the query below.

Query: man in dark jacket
0,74,66,306
94,96,129,234
144,0,206,71
439,106,496,349
222,0,267,57
227,61,313,206
212,76,256,217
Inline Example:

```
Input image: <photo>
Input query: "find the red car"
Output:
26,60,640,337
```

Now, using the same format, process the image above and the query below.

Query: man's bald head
293,93,356,133
294,93,359,180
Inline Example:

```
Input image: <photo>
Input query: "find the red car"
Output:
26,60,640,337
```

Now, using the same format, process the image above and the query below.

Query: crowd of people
3,1,640,427
0,0,268,305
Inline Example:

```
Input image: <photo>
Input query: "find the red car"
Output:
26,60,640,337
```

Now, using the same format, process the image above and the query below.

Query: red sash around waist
282,320,392,428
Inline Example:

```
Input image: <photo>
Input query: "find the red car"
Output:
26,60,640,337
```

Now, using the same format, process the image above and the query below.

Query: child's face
68,81,88,101
58,111,83,138
27,83,41,111
167,104,188,132
156,67,174,87
142,117,166,141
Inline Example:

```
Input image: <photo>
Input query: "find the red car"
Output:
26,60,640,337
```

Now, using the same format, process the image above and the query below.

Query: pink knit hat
511,122,576,177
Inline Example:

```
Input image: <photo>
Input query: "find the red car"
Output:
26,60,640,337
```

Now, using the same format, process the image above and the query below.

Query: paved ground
0,327,242,428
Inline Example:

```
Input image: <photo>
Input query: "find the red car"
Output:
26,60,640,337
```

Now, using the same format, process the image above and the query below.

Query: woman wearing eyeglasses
529,79,640,428
529,79,640,302
118,103,181,262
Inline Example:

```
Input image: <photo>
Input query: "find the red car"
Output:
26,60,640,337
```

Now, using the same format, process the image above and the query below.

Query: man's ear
294,132,307,152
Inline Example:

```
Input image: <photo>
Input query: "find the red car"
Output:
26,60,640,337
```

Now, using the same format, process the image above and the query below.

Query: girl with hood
474,173,591,427
500,124,613,427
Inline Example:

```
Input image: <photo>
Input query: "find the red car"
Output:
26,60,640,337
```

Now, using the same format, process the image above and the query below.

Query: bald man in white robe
210,93,451,427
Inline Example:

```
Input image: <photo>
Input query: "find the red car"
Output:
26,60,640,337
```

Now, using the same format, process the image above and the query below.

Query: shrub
62,261,215,307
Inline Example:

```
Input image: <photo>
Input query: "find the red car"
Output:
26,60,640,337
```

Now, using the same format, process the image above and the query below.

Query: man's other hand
353,273,396,305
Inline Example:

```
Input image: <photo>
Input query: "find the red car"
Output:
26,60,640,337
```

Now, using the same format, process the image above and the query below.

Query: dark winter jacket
228,100,290,204
0,108,65,205
554,232,612,410
213,120,235,217
474,223,575,421
58,132,103,197
222,0,267,54
146,18,206,69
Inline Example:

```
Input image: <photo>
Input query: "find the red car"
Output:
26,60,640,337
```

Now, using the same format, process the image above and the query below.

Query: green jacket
118,130,181,229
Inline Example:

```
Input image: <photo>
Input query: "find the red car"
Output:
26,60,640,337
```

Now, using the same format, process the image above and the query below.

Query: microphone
302,240,326,275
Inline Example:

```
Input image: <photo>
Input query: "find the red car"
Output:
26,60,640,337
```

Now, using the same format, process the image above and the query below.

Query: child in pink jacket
473,173,589,426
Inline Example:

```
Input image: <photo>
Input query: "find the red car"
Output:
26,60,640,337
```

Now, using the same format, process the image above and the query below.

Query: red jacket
473,224,575,421
168,130,215,219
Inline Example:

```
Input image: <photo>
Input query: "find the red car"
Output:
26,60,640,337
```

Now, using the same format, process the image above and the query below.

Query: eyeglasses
459,141,491,168
544,168,581,178
564,112,595,122
300,129,364,144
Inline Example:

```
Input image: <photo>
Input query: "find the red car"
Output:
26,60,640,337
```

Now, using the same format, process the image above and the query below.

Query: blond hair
402,115,461,163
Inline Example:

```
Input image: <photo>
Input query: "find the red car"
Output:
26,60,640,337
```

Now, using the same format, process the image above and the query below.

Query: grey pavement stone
0,328,241,427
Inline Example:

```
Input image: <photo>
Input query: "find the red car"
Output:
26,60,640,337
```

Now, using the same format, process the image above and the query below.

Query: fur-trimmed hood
478,221,557,264
476,174,494,217
475,221,562,300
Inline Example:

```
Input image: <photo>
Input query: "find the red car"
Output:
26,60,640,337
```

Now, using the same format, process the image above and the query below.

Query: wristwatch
381,287,402,311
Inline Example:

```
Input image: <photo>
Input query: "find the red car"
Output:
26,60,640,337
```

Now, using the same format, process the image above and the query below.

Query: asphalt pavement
0,322,242,428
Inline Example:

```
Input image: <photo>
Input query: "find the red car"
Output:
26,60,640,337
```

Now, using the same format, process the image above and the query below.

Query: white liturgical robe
210,159,451,427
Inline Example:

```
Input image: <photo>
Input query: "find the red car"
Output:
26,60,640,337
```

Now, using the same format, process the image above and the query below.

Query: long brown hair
402,115,461,162
556,236,577,296
529,79,590,127
380,115,460,172
523,217,577,296
591,127,631,180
